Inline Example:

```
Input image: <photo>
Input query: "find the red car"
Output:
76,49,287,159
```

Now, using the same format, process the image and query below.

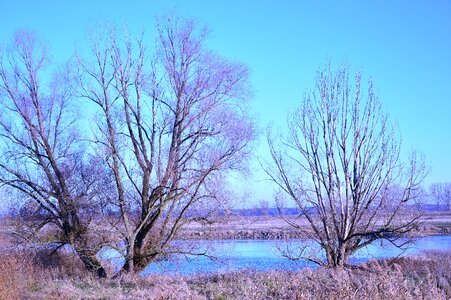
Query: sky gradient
1,0,450,206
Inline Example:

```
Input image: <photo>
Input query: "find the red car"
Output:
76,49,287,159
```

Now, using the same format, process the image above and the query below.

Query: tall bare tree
76,16,254,274
266,64,425,267
430,183,451,211
0,31,108,277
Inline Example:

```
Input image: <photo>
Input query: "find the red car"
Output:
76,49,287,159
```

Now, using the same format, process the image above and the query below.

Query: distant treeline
0,204,447,220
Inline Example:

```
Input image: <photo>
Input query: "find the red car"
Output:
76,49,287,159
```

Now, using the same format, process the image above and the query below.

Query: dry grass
0,234,92,299
189,251,451,299
0,250,29,299
0,235,39,299
0,231,450,300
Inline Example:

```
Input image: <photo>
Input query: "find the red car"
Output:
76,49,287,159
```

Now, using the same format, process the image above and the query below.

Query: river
99,235,451,276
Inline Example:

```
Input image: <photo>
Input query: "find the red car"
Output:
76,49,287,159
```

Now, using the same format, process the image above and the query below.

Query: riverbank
180,211,451,240
0,247,449,299
1,211,450,241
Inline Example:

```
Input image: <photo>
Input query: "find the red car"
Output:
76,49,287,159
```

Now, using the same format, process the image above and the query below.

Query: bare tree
76,16,254,274
266,64,425,267
430,183,451,211
0,31,108,277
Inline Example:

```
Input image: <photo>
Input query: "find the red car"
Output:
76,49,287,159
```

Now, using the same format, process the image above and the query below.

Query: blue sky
1,0,450,206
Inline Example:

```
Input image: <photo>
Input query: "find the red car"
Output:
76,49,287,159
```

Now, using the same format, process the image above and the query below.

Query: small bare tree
430,183,451,211
76,16,254,274
0,31,107,277
266,64,425,267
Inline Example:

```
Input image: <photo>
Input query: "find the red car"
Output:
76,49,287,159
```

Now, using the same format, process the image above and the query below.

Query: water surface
100,235,451,276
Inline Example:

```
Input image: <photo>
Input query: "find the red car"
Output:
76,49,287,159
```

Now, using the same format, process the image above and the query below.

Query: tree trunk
325,245,348,267
120,244,137,274
115,240,154,276
74,248,107,278
336,243,347,267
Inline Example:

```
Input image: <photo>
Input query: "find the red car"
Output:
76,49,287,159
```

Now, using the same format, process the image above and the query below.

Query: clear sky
1,0,450,207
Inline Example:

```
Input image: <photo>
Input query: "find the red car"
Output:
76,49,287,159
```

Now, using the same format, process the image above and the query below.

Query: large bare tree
76,16,254,274
266,64,425,267
0,31,108,277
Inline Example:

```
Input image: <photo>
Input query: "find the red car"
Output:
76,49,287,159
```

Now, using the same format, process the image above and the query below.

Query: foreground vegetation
0,240,449,300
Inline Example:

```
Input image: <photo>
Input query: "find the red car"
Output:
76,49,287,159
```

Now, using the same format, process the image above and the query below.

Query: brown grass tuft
0,235,40,299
